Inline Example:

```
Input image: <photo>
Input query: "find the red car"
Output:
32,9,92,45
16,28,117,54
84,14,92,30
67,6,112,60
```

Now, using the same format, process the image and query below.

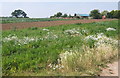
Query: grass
0,17,76,24
2,20,118,76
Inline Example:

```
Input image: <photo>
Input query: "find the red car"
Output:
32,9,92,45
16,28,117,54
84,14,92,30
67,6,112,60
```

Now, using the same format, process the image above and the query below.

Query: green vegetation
90,9,101,19
51,10,120,19
90,9,120,19
2,20,118,76
11,9,28,18
0,17,75,24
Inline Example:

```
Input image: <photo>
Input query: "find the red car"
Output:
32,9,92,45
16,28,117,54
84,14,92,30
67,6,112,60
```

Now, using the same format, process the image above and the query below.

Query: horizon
0,2,118,18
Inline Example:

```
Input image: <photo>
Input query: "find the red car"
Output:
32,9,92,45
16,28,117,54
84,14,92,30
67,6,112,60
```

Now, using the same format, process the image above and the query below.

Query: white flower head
106,27,116,31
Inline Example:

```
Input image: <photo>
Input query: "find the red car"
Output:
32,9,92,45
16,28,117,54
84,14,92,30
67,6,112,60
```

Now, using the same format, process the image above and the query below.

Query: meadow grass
2,20,118,76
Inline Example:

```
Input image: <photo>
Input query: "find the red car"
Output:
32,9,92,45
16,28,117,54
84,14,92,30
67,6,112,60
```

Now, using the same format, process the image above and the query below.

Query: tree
56,12,62,17
117,10,120,19
11,9,27,18
101,10,109,16
90,9,101,19
68,14,72,18
62,14,68,18
107,12,112,18
74,13,77,17
112,10,120,18
108,10,120,18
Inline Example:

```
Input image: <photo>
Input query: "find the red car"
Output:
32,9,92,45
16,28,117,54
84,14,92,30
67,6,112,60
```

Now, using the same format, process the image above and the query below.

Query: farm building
76,14,90,19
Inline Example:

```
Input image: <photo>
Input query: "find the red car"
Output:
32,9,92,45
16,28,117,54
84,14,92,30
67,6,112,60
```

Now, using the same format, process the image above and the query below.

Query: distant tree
68,14,72,18
90,9,101,19
117,10,120,19
114,10,120,18
107,10,120,19
62,14,68,18
74,13,77,17
56,12,62,17
11,9,27,18
107,12,112,18
110,10,115,18
101,10,109,16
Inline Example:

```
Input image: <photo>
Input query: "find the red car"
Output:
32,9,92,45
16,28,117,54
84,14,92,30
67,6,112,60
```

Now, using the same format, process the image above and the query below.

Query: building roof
77,14,89,16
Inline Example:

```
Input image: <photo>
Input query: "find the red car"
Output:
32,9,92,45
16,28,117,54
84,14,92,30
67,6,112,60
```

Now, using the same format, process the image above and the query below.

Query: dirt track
1,19,117,30
100,60,119,76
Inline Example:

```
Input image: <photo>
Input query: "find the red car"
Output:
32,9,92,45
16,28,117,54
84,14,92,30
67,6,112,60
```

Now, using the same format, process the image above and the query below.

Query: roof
77,14,89,16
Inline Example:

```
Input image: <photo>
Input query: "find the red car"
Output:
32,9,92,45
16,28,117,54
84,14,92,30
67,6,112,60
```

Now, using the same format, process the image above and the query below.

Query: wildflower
55,65,59,68
43,28,49,31
64,29,80,35
106,27,116,31
85,35,98,40
53,67,56,70
48,63,52,68
3,35,39,45
44,32,58,40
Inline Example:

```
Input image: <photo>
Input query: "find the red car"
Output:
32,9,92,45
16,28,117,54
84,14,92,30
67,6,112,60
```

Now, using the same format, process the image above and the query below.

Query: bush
75,23,82,25
29,27,38,30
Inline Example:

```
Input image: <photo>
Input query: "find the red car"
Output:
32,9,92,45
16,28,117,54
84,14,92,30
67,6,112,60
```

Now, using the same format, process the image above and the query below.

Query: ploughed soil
1,19,117,30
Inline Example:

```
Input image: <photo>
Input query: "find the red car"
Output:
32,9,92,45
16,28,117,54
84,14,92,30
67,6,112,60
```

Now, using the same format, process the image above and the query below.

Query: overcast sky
0,1,118,18
0,0,119,2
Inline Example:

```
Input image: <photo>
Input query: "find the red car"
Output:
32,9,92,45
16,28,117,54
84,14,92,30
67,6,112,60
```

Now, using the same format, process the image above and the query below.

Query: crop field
0,17,75,24
1,19,115,30
2,20,118,76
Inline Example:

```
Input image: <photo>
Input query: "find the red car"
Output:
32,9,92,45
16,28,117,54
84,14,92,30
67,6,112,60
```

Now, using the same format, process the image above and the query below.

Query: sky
0,0,119,2
0,2,118,18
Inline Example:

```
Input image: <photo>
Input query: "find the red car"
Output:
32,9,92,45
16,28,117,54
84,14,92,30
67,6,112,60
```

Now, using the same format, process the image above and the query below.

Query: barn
76,14,90,19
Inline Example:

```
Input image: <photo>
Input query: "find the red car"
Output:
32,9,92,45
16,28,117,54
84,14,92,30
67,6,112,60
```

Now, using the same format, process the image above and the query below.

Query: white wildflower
43,28,49,31
55,65,59,68
44,32,58,39
61,65,64,68
64,29,80,35
85,35,98,40
106,27,116,31
3,35,39,45
85,33,117,47
48,63,52,68
53,67,56,70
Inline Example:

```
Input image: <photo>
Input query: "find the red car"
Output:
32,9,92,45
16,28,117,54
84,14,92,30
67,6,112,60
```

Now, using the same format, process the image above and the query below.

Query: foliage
106,10,120,19
89,9,120,19
53,12,62,17
74,13,77,17
11,9,28,18
62,14,68,18
101,10,109,16
90,9,102,19
68,14,72,18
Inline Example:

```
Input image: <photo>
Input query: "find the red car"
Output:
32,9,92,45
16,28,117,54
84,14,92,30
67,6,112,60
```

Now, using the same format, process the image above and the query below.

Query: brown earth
100,60,119,76
1,19,117,30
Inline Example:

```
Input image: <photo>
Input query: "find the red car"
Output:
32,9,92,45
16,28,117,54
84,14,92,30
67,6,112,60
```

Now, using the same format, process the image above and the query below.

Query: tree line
50,9,120,19
11,9,120,19
90,9,120,19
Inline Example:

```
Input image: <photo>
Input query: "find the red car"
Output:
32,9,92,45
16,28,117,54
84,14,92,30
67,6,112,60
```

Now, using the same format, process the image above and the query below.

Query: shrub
29,27,38,30
75,23,82,25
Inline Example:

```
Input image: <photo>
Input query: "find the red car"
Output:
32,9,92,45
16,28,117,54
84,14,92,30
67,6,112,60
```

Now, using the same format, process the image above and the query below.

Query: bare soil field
1,19,117,30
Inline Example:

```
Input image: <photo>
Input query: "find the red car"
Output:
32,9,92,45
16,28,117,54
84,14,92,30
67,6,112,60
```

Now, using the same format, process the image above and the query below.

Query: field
0,17,75,24
1,19,115,30
2,20,118,76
